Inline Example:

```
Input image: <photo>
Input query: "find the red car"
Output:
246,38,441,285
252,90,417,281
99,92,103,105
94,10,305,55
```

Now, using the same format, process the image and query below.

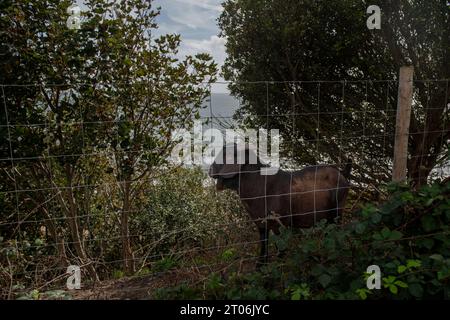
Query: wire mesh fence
0,77,449,298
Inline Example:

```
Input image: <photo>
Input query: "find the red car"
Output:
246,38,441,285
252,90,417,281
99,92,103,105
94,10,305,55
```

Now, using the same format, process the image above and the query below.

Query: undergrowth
155,180,450,300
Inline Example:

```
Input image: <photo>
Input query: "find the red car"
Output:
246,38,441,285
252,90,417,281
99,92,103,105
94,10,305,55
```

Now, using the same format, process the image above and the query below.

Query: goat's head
208,145,266,191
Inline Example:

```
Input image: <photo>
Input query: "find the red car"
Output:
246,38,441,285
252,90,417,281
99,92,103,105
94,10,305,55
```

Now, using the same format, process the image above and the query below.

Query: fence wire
0,79,449,298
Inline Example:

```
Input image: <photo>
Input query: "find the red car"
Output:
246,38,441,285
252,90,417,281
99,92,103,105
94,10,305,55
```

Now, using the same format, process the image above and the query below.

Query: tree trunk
121,180,135,274
408,138,439,189
64,165,99,281
41,206,69,267
407,86,449,189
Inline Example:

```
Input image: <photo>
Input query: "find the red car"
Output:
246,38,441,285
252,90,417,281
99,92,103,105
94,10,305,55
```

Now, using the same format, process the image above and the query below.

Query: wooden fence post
392,66,414,182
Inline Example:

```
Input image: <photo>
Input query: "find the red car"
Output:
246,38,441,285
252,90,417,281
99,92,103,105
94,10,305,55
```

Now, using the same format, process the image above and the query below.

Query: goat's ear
209,163,241,179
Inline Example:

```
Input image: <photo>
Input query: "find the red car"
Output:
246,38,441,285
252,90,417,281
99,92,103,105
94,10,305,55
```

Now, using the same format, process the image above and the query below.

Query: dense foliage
156,179,450,299
0,167,249,299
0,0,217,282
219,0,450,187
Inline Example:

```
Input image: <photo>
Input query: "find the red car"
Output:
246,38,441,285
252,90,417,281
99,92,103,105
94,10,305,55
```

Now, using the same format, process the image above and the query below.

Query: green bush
131,167,248,264
156,180,450,299
0,166,248,298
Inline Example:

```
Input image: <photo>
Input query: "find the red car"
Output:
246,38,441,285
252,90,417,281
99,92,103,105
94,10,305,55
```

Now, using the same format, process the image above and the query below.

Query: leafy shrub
0,166,248,298
129,167,249,269
156,180,450,299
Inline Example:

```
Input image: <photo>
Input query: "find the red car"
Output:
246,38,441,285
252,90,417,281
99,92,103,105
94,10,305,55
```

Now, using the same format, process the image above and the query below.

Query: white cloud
154,0,229,92
171,0,222,12
155,0,222,31
180,36,228,92
180,35,226,66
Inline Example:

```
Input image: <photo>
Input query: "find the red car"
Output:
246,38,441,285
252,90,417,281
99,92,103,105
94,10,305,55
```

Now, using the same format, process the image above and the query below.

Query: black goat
209,146,351,266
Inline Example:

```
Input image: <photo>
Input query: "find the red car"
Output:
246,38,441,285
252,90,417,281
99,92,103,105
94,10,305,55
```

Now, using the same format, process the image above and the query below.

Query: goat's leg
272,227,287,259
256,227,269,269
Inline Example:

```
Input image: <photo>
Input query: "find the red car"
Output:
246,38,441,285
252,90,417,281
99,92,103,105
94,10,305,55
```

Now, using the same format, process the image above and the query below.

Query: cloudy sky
152,0,226,74
76,0,227,88
152,0,228,94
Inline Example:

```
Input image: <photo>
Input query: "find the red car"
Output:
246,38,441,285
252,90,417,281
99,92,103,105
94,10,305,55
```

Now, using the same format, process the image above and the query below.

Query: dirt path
69,270,187,300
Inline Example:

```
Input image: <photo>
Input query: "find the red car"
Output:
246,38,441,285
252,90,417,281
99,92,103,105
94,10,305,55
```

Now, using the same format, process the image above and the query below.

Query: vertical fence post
392,66,414,182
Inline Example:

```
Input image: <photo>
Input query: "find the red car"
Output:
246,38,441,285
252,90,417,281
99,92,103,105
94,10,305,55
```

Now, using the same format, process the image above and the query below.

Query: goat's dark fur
209,146,351,267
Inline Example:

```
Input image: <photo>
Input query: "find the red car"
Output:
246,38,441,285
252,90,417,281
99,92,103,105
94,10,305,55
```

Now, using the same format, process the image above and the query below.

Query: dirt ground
69,271,185,300
68,247,259,300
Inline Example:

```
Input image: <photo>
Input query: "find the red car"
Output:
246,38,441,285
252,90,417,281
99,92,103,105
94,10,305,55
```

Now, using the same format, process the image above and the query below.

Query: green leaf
406,260,421,269
311,264,326,277
291,291,301,300
221,248,236,261
429,254,444,262
380,198,403,215
318,274,332,288
371,212,382,224
400,191,414,202
385,276,396,284
362,204,377,218
389,285,398,295
124,57,132,66
394,280,408,288
207,273,222,290
437,268,450,280
381,227,391,239
373,232,383,241
421,215,437,232
356,288,368,300
355,222,366,234
31,289,40,300
418,238,434,249
408,283,423,298
360,291,367,300
389,230,403,241
397,265,407,274
323,238,336,251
